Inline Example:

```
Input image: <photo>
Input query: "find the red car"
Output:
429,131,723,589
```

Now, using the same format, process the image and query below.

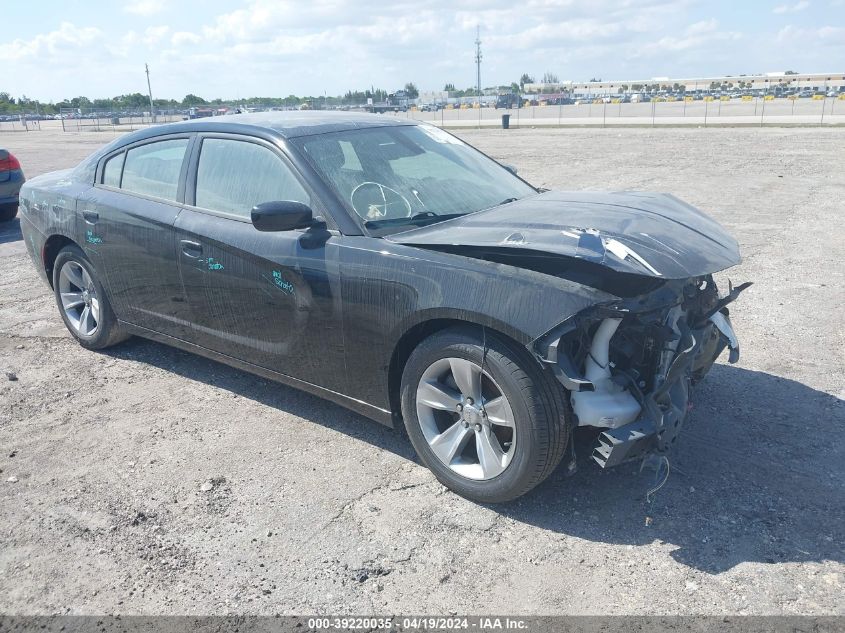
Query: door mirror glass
251,201,314,232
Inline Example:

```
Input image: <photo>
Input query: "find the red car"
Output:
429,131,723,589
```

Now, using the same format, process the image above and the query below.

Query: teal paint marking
206,257,224,271
86,230,103,244
271,270,294,295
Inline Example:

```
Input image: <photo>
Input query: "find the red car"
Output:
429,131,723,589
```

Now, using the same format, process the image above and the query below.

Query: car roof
128,111,418,142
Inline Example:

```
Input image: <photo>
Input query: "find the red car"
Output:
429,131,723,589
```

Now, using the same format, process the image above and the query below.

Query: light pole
475,25,483,127
145,63,155,123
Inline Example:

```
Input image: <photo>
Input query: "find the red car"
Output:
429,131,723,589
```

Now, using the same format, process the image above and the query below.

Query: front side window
195,138,310,218
121,138,189,202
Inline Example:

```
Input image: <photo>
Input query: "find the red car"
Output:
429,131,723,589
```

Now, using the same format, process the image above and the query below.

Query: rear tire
400,327,571,503
0,203,17,222
52,245,130,350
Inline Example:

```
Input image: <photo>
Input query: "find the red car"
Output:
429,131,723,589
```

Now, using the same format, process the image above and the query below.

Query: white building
525,72,845,95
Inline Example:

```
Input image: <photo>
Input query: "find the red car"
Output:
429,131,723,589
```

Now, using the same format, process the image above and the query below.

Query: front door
174,135,345,392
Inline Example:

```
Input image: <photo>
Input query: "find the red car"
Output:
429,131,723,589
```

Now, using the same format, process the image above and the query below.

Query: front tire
400,327,571,503
52,245,129,350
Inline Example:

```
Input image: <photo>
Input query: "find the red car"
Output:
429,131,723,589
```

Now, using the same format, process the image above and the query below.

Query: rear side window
121,139,189,201
195,138,309,218
102,152,124,187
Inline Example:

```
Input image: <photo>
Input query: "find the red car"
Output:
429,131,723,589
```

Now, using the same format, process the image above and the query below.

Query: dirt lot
0,126,843,616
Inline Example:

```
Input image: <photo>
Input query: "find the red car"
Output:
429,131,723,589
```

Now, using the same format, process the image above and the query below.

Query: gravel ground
0,126,843,616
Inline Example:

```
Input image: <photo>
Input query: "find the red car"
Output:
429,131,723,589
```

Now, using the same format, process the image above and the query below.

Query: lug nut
456,403,463,412
465,398,474,405
474,423,482,432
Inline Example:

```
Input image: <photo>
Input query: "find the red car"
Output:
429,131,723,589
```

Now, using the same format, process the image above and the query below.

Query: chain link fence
0,108,184,133
2,94,844,133
404,93,845,127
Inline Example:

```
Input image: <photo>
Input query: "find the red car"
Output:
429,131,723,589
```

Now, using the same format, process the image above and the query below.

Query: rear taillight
0,152,21,172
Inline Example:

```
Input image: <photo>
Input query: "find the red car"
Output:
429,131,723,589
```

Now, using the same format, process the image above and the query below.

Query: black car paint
19,112,740,430
388,190,741,280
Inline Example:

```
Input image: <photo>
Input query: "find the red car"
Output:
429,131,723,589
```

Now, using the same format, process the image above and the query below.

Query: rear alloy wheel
52,245,129,350
401,328,570,503
58,260,100,337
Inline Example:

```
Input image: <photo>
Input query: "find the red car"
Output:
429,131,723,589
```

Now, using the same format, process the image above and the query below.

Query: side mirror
251,201,314,232
501,163,518,175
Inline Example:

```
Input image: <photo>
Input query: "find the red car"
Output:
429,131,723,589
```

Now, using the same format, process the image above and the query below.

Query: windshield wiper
365,212,465,228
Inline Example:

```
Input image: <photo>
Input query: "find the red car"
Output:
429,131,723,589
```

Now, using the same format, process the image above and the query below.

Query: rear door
174,133,346,391
77,135,194,337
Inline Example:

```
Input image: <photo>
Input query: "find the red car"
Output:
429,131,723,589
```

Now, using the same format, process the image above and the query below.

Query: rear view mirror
501,163,518,175
251,201,314,232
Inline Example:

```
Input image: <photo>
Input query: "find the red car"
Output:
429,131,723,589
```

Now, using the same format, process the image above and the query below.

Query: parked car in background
0,148,25,221
18,112,749,503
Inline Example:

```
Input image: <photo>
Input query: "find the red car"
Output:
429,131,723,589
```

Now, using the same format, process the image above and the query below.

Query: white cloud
777,24,844,42
686,19,719,36
638,21,741,56
172,31,202,46
773,1,810,13
0,22,102,62
124,0,165,16
817,25,845,39
142,25,169,45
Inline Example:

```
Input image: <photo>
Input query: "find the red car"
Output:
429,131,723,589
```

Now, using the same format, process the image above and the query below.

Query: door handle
82,210,99,224
180,239,203,257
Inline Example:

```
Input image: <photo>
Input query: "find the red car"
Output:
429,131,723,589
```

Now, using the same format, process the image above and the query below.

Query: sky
1,0,843,102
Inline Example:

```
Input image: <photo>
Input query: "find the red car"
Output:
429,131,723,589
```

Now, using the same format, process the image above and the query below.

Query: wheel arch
42,234,78,288
386,315,536,418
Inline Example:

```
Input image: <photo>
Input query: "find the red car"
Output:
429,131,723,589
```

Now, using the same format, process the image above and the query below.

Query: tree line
0,73,564,114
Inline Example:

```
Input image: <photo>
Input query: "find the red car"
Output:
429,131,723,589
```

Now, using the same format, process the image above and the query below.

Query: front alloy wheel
401,328,571,503
416,357,516,480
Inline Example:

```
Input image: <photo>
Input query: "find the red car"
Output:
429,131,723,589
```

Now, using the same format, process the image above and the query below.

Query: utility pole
145,63,156,123
475,25,482,108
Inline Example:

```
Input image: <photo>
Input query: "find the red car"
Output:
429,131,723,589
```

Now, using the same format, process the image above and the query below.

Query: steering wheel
351,182,412,220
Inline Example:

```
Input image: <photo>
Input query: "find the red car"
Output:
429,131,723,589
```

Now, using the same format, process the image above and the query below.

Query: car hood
387,190,741,279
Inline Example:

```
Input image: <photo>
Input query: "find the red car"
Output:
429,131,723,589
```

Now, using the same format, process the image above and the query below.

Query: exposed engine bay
535,275,751,469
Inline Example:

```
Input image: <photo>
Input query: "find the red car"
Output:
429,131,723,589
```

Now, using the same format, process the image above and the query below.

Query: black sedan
19,112,748,502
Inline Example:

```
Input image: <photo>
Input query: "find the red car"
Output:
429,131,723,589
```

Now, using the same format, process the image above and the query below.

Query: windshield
292,124,536,234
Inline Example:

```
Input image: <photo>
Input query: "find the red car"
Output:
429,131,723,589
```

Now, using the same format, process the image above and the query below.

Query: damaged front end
535,276,751,469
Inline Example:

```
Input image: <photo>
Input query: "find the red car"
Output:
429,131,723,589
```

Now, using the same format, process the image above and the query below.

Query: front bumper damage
536,277,749,470
592,312,737,468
